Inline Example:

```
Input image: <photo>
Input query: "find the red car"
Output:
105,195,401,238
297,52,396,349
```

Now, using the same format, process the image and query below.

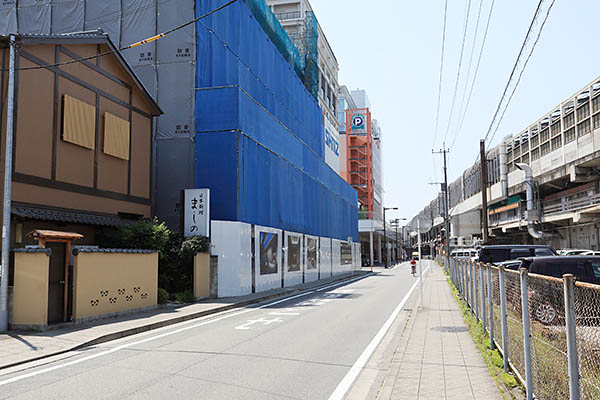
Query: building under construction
0,0,359,296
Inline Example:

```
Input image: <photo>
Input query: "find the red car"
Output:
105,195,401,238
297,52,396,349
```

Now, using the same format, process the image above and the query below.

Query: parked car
495,259,522,271
579,250,600,256
450,248,478,261
478,245,557,265
519,256,600,325
557,249,590,256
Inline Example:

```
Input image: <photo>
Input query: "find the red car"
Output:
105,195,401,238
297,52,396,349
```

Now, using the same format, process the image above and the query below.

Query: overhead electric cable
432,0,449,150
482,0,555,145
486,0,556,146
442,0,473,144
8,0,238,71
450,0,496,149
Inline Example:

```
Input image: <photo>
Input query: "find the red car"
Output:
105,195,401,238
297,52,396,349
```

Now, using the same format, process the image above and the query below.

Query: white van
450,248,478,261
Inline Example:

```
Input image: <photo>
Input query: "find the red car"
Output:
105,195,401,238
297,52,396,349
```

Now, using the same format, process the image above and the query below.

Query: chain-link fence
445,256,600,400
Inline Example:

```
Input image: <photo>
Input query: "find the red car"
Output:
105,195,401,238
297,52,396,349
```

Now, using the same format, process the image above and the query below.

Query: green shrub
97,219,210,295
173,289,196,304
158,288,169,304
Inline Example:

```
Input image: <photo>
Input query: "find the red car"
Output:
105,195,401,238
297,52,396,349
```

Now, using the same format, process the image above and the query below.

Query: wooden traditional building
0,32,161,324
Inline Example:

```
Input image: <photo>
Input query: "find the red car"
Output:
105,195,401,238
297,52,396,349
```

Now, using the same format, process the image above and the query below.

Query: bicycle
410,260,417,276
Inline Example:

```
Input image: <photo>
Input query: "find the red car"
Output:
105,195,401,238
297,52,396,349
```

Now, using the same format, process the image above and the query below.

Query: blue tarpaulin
195,0,358,241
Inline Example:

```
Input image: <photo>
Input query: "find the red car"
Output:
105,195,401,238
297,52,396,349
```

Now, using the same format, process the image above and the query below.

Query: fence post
487,263,495,350
563,274,580,400
498,265,509,372
470,261,474,310
466,261,471,309
480,263,486,332
520,268,533,400
474,263,479,321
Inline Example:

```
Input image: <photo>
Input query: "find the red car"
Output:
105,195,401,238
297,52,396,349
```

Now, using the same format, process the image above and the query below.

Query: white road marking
327,266,431,400
0,273,369,387
234,317,283,330
0,291,313,387
316,274,371,292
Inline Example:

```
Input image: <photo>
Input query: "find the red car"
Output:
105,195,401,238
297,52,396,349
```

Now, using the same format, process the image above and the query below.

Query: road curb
0,271,372,372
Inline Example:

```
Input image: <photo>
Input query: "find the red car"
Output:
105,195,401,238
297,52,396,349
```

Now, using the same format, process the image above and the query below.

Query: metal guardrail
440,256,600,400
543,193,600,216
275,11,302,20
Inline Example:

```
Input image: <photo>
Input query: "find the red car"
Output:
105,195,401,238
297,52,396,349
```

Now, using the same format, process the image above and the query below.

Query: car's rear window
591,262,600,278
511,249,533,259
480,249,510,263
535,248,555,257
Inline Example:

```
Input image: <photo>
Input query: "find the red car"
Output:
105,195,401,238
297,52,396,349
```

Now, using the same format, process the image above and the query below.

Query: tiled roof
72,248,158,255
14,248,52,255
12,205,135,227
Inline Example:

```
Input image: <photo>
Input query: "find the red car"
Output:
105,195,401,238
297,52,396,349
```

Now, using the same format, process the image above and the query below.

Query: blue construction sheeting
196,0,323,157
195,0,358,241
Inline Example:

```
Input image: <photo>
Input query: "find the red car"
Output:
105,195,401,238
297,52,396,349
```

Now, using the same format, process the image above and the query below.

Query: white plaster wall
331,239,342,276
304,234,319,283
284,231,303,288
254,225,283,293
578,133,594,160
319,237,332,279
594,127,600,151
211,221,252,298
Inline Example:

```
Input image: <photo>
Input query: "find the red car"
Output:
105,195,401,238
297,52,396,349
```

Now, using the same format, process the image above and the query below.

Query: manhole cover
431,326,469,333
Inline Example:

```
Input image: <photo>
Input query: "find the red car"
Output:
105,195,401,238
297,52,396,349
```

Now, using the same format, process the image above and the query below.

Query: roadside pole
0,35,16,332
418,220,423,310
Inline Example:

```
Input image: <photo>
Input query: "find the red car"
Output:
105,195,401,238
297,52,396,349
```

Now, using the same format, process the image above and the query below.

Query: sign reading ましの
184,189,210,237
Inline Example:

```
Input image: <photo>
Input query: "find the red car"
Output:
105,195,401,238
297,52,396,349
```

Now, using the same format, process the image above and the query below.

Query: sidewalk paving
375,263,502,400
0,270,370,371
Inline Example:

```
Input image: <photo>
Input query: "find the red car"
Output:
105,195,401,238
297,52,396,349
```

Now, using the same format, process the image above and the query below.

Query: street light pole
383,207,398,268
0,35,16,332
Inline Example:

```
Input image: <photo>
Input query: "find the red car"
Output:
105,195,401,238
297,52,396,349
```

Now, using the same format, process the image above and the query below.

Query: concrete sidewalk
0,270,371,371
371,263,502,400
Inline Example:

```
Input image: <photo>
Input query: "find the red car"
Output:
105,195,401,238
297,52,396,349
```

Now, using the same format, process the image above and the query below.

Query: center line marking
328,266,431,400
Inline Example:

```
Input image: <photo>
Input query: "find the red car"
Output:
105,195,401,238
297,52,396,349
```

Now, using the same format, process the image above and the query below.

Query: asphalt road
0,262,428,400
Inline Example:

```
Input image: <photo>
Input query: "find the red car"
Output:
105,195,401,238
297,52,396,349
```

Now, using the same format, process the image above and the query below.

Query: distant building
267,0,341,174
339,87,392,265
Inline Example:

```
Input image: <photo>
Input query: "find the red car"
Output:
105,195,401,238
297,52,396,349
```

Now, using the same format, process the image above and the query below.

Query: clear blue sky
310,0,599,223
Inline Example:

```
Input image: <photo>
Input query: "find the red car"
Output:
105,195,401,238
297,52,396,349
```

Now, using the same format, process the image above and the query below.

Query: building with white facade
267,0,340,174
409,76,600,253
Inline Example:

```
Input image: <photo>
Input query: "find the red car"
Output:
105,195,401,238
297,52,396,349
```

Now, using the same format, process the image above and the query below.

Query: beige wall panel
130,113,151,199
15,58,53,179
61,44,97,65
59,49,129,103
73,252,158,320
12,182,150,217
25,44,56,64
97,97,128,194
132,89,154,115
11,253,50,326
193,253,211,299
55,78,95,187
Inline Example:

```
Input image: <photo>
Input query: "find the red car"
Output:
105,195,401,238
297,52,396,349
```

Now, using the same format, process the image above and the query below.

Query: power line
442,0,473,144
454,0,484,136
450,0,496,149
486,0,556,146
8,0,238,72
482,0,555,145
432,0,449,150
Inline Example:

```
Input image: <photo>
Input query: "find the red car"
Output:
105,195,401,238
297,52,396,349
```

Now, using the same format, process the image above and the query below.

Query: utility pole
480,140,489,244
433,145,451,262
0,35,16,332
